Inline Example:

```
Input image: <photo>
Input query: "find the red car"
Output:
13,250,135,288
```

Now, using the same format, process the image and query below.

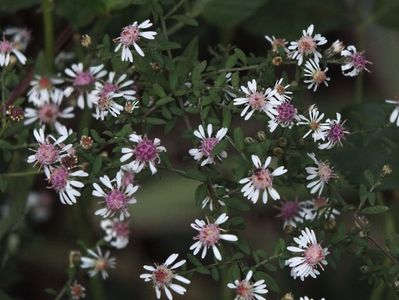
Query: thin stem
367,236,399,266
165,0,185,19
203,65,261,76
0,170,42,177
42,0,54,72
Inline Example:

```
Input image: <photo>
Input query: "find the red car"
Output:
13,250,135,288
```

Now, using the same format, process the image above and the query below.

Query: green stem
0,170,42,177
42,0,54,72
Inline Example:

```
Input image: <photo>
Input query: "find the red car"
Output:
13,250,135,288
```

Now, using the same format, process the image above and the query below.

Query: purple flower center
49,167,69,191
36,143,59,165
277,102,296,123
106,189,127,211
73,71,94,87
251,168,273,190
101,83,118,97
304,244,324,266
121,170,135,187
38,103,59,123
351,52,367,70
135,138,157,162
328,123,345,143
280,201,300,221
318,162,332,182
197,223,220,246
201,137,218,156
0,40,13,53
120,25,140,47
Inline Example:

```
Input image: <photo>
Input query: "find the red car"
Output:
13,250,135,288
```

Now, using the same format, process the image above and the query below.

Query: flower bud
281,292,294,300
6,105,24,122
125,100,138,114
382,164,392,176
245,137,256,144
273,147,284,157
257,130,267,141
80,135,93,150
278,137,287,147
283,224,294,235
394,280,399,289
69,250,82,268
80,34,92,48
272,56,283,66
360,265,369,273
325,218,336,231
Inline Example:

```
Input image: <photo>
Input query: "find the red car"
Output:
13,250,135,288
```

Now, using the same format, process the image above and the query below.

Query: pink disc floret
106,189,127,211
304,243,325,266
36,143,59,165
135,138,157,162
197,223,220,246
120,25,140,47
38,103,59,123
49,167,69,191
201,137,218,157
277,102,296,123
74,71,94,87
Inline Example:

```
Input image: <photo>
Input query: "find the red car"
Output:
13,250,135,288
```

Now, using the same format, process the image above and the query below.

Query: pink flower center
152,265,173,287
304,244,325,266
36,143,59,165
49,167,69,191
314,197,328,209
95,258,109,271
280,201,300,221
351,52,368,71
318,162,332,182
236,280,253,299
328,123,345,143
120,25,140,47
313,70,327,84
135,138,157,162
197,223,220,246
101,83,118,97
248,92,266,110
70,283,85,299
251,168,273,190
97,95,111,111
201,137,218,156
113,221,130,237
277,102,296,123
38,103,59,123
39,77,52,90
0,40,13,53
74,71,94,87
275,84,286,95
106,189,127,211
298,36,316,55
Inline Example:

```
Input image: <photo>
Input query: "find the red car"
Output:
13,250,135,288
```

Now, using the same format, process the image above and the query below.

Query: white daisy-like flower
80,246,116,280
69,280,86,300
27,127,72,173
386,99,399,126
285,227,329,281
190,213,238,261
93,71,137,101
268,100,299,132
139,253,190,300
114,20,157,63
274,78,292,101
227,270,268,300
4,27,31,51
318,113,349,149
27,75,64,106
265,35,289,53
341,45,372,77
92,171,138,220
305,153,336,196
201,184,228,211
64,63,107,109
120,133,166,175
288,24,327,66
24,89,74,134
297,104,329,142
304,59,330,92
233,79,280,120
239,155,287,204
101,218,130,249
0,36,27,66
276,199,306,229
301,197,340,221
188,124,228,166
91,91,124,120
46,165,88,205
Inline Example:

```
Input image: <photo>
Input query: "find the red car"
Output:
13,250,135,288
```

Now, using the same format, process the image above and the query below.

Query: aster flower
305,153,336,196
46,165,88,205
233,79,280,120
80,246,116,280
285,227,329,281
239,155,287,204
227,270,268,300
114,20,157,63
140,253,190,300
27,75,64,106
302,197,340,221
190,213,238,260
91,92,124,120
27,127,73,173
101,218,130,249
304,59,330,92
70,281,86,300
341,45,372,77
276,199,306,228
297,104,329,142
288,24,327,66
189,124,228,166
265,35,289,53
4,27,31,51
385,99,399,126
318,113,349,149
120,133,166,174
92,171,138,220
0,36,27,66
274,78,292,101
201,184,228,211
268,100,299,132
24,90,74,134
92,71,137,101
64,63,107,109
120,164,137,188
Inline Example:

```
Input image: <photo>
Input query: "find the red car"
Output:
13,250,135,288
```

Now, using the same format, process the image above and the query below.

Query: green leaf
145,117,167,125
156,96,175,106
227,263,241,282
171,15,199,26
153,83,167,97
233,128,245,150
212,140,228,156
254,271,279,293
210,266,219,281
361,205,389,215
55,0,105,28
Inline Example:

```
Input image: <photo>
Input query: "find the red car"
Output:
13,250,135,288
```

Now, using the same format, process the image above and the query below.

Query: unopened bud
394,280,399,289
125,100,138,114
272,56,283,66
360,265,369,273
273,147,284,157
6,105,24,122
382,164,392,176
325,218,336,230
69,250,82,267
278,137,287,147
257,130,267,141
245,137,256,144
283,224,294,235
281,292,294,300
80,34,92,48
150,62,162,71
80,135,93,150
